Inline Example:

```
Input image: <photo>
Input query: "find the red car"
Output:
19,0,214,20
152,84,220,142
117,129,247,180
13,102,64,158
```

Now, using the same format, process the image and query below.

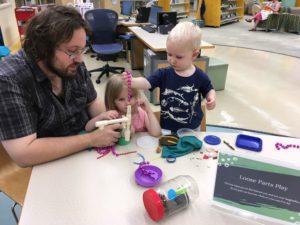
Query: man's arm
85,97,115,131
1,123,122,167
86,97,106,118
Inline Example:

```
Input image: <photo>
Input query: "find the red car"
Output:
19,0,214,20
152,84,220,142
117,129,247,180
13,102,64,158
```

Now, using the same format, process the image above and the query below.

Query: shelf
176,11,189,14
204,0,244,27
221,11,230,16
228,6,243,10
220,15,240,25
158,0,190,17
170,2,189,6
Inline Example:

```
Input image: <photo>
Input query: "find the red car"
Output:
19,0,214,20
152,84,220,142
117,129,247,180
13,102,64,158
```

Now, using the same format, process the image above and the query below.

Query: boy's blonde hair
105,74,140,111
167,21,202,50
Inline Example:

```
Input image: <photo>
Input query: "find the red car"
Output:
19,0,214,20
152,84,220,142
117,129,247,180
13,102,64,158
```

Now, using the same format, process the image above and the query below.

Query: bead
97,145,136,158
275,142,300,150
127,71,132,102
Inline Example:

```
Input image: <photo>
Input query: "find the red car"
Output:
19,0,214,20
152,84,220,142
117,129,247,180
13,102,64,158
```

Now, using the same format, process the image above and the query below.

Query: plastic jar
143,175,199,221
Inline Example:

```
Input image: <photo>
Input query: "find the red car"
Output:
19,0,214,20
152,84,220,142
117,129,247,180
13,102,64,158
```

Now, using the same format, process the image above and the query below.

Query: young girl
86,74,161,137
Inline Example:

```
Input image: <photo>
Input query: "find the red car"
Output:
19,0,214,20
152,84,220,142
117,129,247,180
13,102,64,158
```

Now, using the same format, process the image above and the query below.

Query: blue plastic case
235,134,262,152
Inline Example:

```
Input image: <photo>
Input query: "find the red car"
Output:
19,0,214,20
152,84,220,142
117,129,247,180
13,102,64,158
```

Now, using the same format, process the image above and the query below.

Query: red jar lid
143,189,164,221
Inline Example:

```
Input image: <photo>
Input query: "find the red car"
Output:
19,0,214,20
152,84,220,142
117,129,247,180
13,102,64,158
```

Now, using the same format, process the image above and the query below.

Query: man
0,6,122,167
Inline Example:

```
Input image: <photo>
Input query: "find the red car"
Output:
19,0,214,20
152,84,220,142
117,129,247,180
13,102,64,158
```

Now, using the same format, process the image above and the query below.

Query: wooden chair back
200,103,206,131
0,142,32,205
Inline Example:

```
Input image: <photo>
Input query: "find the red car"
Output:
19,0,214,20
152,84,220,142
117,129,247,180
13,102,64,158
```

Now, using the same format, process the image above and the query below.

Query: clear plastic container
143,175,199,221
177,128,196,138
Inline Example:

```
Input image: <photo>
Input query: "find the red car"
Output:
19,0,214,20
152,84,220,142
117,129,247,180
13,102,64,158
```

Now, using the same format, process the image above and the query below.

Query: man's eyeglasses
57,47,89,60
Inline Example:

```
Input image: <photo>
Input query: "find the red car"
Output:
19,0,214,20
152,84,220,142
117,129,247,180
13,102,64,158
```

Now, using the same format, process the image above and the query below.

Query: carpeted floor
200,17,300,58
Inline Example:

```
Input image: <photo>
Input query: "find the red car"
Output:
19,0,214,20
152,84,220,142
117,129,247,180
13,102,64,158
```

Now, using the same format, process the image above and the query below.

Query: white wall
0,1,19,47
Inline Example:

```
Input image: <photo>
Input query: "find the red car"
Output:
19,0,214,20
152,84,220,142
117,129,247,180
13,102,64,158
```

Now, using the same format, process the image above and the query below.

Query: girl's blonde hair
167,21,202,50
105,74,140,111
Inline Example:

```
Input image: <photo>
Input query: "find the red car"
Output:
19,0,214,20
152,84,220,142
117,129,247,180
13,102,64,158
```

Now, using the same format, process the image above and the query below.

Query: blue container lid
204,135,221,145
0,46,10,58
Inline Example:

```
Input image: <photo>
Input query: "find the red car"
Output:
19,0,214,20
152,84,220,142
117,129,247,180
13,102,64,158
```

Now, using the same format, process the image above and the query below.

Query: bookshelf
158,0,190,17
204,0,244,27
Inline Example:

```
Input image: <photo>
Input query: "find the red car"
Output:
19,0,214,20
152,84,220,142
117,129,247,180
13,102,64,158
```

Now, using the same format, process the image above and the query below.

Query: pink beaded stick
95,72,133,158
275,142,300,150
126,71,132,102
96,145,136,159
133,153,156,180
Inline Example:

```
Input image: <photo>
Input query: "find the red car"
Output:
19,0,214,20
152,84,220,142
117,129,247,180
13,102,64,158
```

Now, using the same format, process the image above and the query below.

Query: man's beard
45,58,79,80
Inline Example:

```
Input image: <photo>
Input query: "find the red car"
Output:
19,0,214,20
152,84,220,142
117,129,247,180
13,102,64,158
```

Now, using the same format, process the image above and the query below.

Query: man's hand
90,124,122,147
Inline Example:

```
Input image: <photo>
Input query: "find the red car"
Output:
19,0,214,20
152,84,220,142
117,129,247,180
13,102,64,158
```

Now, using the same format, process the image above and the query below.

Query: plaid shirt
0,49,97,140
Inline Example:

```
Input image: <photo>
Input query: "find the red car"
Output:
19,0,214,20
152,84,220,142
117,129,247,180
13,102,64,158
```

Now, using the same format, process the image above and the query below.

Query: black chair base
89,63,125,84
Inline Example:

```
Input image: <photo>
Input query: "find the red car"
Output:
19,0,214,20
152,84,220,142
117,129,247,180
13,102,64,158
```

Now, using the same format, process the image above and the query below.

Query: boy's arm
122,72,152,90
205,89,216,110
132,77,152,89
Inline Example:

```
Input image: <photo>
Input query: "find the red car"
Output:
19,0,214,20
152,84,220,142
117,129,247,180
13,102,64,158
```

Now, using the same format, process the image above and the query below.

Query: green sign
213,151,300,224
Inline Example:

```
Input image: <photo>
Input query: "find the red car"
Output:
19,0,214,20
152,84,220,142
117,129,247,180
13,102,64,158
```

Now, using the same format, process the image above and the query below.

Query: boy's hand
122,73,151,90
206,96,216,110
205,90,216,110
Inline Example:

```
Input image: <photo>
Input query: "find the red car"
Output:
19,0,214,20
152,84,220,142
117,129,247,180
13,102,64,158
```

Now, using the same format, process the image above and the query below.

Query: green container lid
118,137,130,146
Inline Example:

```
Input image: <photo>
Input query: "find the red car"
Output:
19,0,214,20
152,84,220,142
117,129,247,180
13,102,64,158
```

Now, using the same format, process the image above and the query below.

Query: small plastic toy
143,175,199,221
95,116,130,145
134,153,163,187
177,128,196,138
236,134,262,152
167,186,188,200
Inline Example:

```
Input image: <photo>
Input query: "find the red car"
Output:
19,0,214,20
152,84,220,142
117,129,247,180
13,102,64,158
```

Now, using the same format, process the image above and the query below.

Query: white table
128,26,215,52
19,132,300,225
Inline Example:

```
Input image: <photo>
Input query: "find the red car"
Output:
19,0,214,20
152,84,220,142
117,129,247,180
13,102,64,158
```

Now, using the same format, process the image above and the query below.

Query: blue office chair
85,9,125,84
